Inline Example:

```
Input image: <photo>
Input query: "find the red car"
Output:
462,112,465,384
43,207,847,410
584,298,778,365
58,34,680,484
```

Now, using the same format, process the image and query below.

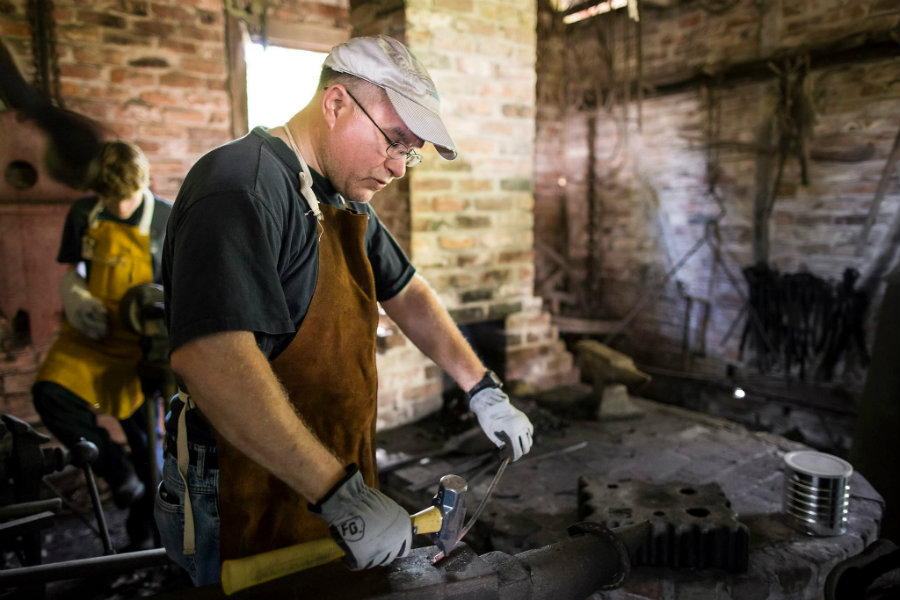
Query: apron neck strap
281,124,323,222
137,189,154,235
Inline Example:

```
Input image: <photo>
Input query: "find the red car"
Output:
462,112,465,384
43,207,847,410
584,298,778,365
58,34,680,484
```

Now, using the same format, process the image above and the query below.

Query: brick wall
535,0,900,387
356,0,578,427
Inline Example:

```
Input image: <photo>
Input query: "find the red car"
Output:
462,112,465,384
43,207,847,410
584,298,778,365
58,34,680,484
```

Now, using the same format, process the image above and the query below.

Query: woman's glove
59,270,108,340
309,465,411,570
469,384,534,462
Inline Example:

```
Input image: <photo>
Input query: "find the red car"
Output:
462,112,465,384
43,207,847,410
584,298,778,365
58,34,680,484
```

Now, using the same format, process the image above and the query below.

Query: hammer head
432,474,467,557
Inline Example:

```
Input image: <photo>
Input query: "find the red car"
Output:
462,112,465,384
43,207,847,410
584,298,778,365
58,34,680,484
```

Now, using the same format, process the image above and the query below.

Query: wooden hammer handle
221,505,442,595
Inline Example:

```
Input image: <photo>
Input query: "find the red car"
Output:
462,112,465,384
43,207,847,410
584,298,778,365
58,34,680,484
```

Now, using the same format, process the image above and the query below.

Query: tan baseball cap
324,35,458,160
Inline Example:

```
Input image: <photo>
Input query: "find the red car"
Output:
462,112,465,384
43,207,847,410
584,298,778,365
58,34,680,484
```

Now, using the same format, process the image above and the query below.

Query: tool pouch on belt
168,391,218,555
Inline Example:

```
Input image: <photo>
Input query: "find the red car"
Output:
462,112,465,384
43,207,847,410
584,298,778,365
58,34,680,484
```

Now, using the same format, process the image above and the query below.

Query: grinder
221,473,468,595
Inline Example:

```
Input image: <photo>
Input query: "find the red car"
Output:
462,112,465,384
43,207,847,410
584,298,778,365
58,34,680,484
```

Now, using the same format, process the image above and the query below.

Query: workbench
376,386,883,600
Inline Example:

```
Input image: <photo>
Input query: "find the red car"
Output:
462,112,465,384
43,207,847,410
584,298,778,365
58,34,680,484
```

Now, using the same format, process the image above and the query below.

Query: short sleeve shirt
58,193,172,281
163,127,415,360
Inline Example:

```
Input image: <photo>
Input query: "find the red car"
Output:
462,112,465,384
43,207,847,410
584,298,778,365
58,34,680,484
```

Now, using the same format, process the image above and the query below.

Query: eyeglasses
344,89,422,168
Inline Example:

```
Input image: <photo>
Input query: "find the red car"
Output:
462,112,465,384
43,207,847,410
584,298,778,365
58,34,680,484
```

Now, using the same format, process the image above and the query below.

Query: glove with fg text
468,373,534,461
309,465,411,570
59,270,108,340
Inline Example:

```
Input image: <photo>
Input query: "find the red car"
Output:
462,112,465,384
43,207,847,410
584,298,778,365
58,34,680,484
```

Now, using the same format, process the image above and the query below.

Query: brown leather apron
216,201,379,560
35,195,155,420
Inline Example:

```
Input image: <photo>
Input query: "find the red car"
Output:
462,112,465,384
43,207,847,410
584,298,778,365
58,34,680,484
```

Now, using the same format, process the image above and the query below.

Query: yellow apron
36,192,156,420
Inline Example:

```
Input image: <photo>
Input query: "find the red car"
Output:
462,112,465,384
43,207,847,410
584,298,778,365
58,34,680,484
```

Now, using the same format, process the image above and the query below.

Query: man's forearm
170,330,345,503
381,274,486,392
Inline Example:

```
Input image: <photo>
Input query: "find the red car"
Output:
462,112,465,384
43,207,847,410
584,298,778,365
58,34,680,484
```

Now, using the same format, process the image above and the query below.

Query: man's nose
385,155,407,179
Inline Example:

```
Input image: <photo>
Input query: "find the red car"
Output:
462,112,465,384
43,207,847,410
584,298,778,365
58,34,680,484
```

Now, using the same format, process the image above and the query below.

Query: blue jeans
154,450,220,586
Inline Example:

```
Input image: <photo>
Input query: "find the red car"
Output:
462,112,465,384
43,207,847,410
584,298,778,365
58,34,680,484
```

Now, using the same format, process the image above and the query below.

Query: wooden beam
225,16,248,139
254,21,349,53
567,29,898,102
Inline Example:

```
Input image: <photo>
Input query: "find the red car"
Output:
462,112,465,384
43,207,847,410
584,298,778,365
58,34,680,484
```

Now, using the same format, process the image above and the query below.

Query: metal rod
147,391,160,495
0,498,62,521
406,451,493,493
856,126,900,255
0,548,169,586
82,464,115,555
457,456,510,543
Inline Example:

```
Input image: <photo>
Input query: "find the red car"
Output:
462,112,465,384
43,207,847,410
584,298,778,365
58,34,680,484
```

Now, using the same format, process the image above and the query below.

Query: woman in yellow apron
32,141,172,549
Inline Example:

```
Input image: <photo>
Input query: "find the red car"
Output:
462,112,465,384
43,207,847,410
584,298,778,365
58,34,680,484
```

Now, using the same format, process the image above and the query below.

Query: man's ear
321,85,349,130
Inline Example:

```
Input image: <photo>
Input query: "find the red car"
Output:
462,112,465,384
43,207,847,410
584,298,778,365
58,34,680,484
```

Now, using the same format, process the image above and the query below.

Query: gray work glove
59,270,108,340
309,465,411,570
469,387,534,461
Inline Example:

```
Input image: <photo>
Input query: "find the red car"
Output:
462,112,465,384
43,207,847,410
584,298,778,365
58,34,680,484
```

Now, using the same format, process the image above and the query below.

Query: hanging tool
220,473,468,595
1,39,102,189
431,433,515,564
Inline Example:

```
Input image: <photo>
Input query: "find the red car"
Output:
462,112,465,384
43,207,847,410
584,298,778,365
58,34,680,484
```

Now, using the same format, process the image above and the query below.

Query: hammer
220,474,468,595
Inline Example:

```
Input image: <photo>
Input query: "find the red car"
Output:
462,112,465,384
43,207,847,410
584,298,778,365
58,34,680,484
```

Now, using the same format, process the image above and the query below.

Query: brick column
351,0,577,428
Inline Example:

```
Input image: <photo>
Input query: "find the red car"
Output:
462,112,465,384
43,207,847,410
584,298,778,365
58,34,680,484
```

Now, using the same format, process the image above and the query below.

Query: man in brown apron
156,35,534,586
33,141,172,549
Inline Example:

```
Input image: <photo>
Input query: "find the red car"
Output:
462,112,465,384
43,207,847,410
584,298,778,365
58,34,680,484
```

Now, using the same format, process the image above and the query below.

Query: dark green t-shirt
163,127,414,360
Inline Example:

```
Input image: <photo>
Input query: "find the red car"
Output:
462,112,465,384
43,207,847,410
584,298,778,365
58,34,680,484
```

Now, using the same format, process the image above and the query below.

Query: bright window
244,43,327,129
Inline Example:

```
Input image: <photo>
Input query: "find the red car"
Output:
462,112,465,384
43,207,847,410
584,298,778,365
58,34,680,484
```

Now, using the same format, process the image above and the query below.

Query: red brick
163,107,207,125
459,179,492,192
75,9,126,28
159,72,204,88
181,57,227,77
434,0,474,13
134,21,176,37
0,18,31,36
139,90,179,106
173,24,222,42
438,235,475,250
59,63,104,79
159,38,197,54
109,68,155,86
149,3,193,21
2,370,37,395
58,24,102,43
0,392,39,425
433,197,466,212
413,178,454,192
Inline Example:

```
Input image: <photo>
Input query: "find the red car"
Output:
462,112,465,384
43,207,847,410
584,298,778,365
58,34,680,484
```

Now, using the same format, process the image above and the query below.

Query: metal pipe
0,548,169,586
517,521,646,599
0,498,62,520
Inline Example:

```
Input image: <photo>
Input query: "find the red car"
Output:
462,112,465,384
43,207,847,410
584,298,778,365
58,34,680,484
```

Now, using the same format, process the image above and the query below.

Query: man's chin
345,188,376,204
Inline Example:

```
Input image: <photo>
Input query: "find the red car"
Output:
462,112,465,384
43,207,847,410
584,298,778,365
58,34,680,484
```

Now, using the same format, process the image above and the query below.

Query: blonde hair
91,141,149,199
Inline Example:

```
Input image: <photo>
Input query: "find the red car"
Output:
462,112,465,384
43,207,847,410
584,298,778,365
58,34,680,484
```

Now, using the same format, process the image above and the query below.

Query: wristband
466,370,502,399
